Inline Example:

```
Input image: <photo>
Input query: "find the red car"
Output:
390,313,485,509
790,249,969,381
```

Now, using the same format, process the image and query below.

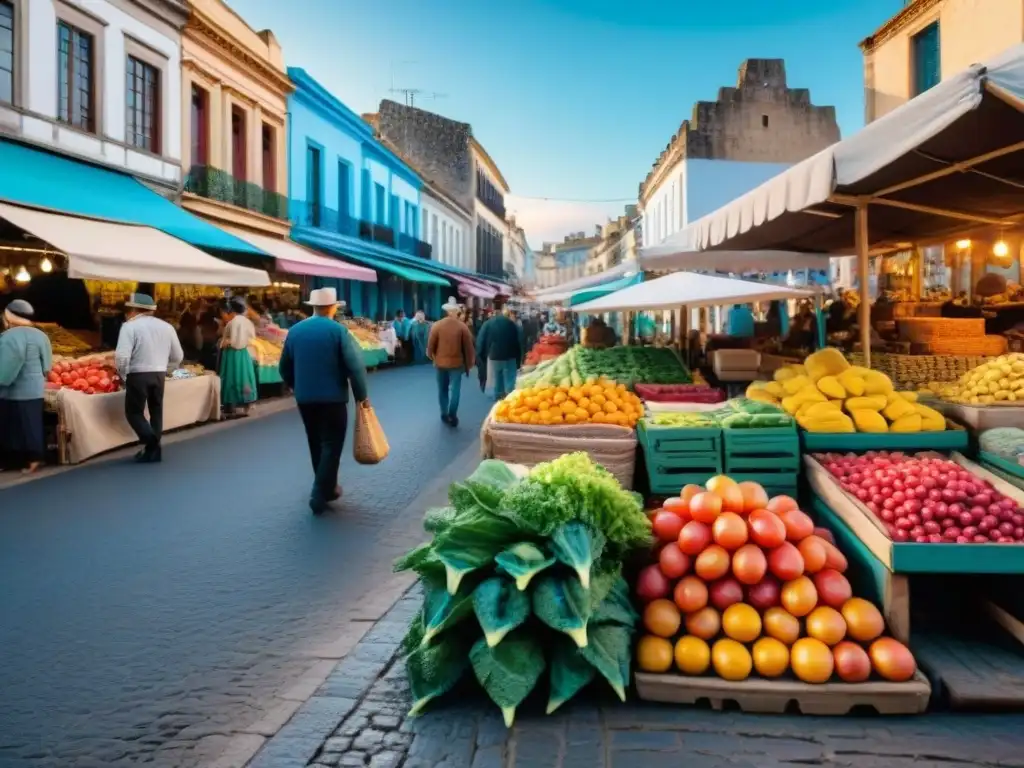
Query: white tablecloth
56,375,222,464
378,327,398,356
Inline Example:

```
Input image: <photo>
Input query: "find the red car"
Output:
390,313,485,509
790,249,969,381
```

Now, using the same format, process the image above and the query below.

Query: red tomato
748,509,787,549
813,569,853,608
652,511,685,543
766,495,799,515
658,544,690,579
738,481,769,514
678,520,712,556
673,576,709,613
797,536,828,573
680,484,704,503
695,544,731,581
690,492,723,524
767,541,805,581
779,509,815,542
662,497,692,522
731,543,768,585
712,512,749,551
708,576,745,611
822,541,849,573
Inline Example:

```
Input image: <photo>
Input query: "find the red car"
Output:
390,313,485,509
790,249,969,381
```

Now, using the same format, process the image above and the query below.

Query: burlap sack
481,406,637,488
354,400,389,464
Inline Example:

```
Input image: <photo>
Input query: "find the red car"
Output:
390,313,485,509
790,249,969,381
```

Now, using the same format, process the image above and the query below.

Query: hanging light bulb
955,239,972,250
14,266,30,283
40,257,53,273
993,240,1009,258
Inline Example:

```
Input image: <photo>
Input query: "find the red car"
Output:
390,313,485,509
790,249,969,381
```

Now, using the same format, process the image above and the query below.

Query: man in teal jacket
475,307,523,400
280,288,369,514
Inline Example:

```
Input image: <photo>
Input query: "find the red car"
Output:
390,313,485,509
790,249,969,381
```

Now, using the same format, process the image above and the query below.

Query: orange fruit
841,597,885,643
636,635,674,673
780,575,818,617
674,635,711,675
721,603,762,643
806,606,847,646
643,599,682,638
791,637,835,683
711,638,753,681
762,607,801,645
684,606,721,640
869,637,917,682
752,637,790,678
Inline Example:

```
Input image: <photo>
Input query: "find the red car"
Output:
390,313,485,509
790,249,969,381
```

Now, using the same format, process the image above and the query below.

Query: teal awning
296,230,449,286
568,273,643,308
0,140,262,255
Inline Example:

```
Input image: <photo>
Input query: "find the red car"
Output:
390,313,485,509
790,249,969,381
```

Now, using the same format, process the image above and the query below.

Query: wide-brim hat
125,293,157,311
5,298,34,318
441,295,461,313
305,287,346,307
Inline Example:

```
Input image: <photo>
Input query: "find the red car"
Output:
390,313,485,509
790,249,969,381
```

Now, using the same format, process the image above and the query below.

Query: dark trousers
297,402,348,502
124,372,166,451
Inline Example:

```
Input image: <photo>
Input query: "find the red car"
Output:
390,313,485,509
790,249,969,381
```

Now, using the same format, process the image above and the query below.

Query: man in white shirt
115,293,183,463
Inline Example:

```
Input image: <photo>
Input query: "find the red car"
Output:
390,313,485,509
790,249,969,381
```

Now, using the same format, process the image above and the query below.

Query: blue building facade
286,68,445,319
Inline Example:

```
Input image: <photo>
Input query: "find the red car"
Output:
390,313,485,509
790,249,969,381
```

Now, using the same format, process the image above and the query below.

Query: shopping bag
353,399,389,464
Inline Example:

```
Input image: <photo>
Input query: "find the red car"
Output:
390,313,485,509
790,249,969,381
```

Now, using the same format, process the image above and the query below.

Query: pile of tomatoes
635,476,917,685
46,358,120,395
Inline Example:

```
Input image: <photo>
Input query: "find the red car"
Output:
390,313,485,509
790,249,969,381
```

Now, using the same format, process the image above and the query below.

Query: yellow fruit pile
494,378,642,427
932,353,1024,405
747,348,946,434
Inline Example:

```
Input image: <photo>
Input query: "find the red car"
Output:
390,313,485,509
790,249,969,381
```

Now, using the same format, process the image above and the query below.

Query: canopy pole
856,204,871,368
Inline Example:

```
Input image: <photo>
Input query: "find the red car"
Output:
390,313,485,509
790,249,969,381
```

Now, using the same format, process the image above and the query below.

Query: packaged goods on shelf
897,317,985,343
36,323,93,356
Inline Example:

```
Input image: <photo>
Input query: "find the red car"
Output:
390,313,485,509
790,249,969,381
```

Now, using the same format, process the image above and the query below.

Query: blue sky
229,0,904,247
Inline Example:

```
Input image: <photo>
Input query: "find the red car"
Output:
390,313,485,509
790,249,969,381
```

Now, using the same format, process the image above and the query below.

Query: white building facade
421,180,472,271
0,0,187,194
471,137,509,278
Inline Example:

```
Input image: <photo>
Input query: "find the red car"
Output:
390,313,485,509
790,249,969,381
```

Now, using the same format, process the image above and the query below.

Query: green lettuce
546,637,596,715
471,576,531,647
532,573,591,648
469,630,545,727
551,522,606,589
495,542,555,591
580,622,632,702
421,576,476,646
407,629,474,716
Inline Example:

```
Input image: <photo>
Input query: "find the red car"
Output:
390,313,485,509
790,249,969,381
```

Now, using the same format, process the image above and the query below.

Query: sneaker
449,415,459,427
441,414,452,425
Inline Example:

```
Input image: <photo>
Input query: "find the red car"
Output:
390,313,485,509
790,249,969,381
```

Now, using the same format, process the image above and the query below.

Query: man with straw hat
427,296,475,427
115,293,183,463
279,287,368,514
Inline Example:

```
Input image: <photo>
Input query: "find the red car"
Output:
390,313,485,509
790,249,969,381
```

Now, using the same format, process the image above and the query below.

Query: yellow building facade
180,0,292,237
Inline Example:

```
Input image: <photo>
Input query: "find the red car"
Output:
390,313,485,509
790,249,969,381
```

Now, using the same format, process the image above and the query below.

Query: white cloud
505,195,630,250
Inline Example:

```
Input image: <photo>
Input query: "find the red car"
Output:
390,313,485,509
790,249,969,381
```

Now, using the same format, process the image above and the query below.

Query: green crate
800,426,970,453
638,421,722,455
723,426,800,474
645,469,718,496
979,450,1024,481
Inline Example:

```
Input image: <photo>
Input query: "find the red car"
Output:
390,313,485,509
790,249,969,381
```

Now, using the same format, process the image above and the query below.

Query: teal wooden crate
638,421,722,455
979,451,1024,482
723,426,800,473
645,468,717,496
800,426,969,453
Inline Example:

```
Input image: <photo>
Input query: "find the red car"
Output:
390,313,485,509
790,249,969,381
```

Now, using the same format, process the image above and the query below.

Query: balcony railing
477,194,506,220
292,202,432,260
185,165,288,220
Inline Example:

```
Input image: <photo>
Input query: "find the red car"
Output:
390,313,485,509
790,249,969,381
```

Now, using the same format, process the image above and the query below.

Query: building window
306,144,321,225
190,85,209,166
231,107,247,181
57,21,94,132
0,1,14,105
912,22,941,95
761,114,769,128
126,56,160,153
360,169,370,219
374,183,386,225
262,123,276,192
432,214,438,249
422,208,429,240
338,160,351,219
389,193,399,231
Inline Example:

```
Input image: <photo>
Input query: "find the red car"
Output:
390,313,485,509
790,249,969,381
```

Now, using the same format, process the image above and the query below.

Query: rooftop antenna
388,87,448,108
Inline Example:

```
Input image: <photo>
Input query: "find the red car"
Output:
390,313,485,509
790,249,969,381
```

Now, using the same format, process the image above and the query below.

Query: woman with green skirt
219,298,258,417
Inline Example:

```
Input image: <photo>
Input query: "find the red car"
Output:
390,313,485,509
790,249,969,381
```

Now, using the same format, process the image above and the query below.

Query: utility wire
509,194,638,203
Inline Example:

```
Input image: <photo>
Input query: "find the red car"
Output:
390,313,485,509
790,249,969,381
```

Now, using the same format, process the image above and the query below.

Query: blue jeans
488,358,518,400
436,367,464,418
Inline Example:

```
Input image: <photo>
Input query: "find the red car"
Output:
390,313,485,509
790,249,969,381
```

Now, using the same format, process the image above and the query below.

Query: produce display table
361,348,388,368
51,375,221,464
377,328,397,357
800,423,970,452
256,364,283,386
936,402,1024,432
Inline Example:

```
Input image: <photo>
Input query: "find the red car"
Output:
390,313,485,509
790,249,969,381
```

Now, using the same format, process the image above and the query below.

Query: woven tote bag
353,399,390,464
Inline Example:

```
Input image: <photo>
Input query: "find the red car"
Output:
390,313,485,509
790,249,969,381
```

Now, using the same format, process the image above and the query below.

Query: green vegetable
547,637,596,714
470,630,545,727
980,427,1024,460
580,622,632,702
448,459,520,514
591,575,638,627
550,522,606,589
495,542,555,590
407,629,474,715
421,575,476,646
423,506,459,535
472,576,531,647
532,573,591,648
433,507,521,593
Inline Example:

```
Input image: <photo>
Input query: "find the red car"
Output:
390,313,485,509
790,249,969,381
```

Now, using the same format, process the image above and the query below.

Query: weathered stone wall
376,100,474,210
683,59,840,162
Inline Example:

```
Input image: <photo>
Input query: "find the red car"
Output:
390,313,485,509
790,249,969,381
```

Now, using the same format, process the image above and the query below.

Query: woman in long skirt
0,300,53,473
411,310,430,364
218,298,258,417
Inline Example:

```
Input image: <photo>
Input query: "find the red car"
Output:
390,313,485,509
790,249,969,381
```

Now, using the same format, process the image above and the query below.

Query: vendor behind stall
726,304,755,338
786,301,819,350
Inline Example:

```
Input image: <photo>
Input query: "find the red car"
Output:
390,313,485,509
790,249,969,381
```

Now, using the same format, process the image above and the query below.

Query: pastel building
286,67,445,319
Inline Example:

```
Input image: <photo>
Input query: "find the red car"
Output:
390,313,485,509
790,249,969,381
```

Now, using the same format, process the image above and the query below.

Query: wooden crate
635,671,931,715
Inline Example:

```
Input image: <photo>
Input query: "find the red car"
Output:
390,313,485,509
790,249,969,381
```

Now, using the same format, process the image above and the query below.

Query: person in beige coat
427,296,476,427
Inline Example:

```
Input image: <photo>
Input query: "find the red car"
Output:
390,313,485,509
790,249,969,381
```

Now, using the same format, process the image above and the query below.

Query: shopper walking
279,288,369,514
219,298,258,417
114,293,183,463
427,297,476,427
476,306,522,401
410,310,430,364
392,310,411,364
0,300,52,473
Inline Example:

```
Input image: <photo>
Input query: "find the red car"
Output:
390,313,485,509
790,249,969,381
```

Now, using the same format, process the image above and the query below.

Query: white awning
572,271,814,314
678,43,1024,253
532,261,637,298
640,237,835,273
222,226,377,282
0,202,270,286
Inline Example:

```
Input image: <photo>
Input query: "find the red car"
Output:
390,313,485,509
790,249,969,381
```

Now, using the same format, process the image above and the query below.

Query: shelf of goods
390,453,652,726
635,476,930,715
749,348,970,452
894,316,1007,356
37,322,93,357
640,400,799,498
342,319,389,368
977,430,1024,491
523,334,570,368
516,345,690,391
484,380,641,488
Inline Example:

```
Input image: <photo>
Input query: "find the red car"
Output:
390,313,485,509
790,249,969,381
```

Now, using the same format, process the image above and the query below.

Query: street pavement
0,364,493,768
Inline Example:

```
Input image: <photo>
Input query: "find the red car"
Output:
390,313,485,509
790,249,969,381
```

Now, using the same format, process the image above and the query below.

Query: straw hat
441,295,461,313
125,293,157,311
305,287,345,307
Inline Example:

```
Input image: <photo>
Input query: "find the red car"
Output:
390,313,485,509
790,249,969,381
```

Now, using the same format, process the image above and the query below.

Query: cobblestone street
0,365,492,768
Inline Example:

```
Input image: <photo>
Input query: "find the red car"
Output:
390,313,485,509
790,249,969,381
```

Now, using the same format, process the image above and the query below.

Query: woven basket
927,335,1008,357
353,400,389,464
897,317,985,342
